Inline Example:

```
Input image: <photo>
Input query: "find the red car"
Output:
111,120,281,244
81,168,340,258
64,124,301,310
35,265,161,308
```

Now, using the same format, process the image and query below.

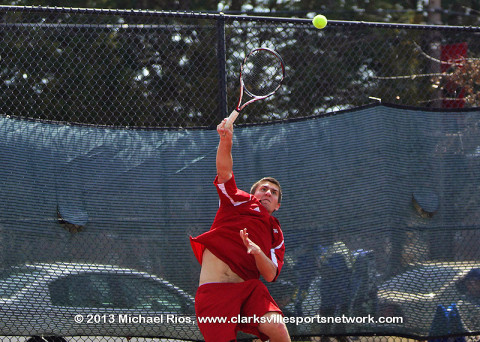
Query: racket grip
225,110,239,129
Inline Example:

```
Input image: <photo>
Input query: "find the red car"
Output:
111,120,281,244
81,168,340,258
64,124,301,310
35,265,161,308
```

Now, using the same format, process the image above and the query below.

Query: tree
0,1,479,127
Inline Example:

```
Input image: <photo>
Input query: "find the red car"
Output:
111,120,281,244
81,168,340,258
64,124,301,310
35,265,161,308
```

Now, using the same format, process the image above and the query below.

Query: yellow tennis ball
312,14,328,29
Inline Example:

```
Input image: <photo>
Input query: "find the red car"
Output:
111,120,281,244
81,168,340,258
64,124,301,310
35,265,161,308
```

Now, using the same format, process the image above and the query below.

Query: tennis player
190,118,291,342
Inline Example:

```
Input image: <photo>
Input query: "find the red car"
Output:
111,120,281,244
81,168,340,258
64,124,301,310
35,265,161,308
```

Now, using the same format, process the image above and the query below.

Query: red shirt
190,174,285,281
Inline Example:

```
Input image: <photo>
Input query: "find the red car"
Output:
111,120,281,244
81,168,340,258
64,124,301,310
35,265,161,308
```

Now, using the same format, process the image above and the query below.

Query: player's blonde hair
250,177,282,203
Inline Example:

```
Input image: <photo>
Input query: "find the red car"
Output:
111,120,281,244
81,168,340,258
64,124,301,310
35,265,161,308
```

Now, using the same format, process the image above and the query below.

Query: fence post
216,12,228,123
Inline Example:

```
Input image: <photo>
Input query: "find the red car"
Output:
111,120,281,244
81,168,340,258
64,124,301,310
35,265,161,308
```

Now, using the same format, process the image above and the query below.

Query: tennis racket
225,47,285,128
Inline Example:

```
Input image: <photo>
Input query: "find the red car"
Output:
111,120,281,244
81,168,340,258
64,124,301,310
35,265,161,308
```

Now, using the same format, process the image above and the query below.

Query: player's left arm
240,228,277,282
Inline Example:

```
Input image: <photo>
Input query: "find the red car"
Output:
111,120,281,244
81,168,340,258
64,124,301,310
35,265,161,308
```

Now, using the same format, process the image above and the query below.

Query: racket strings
242,50,284,97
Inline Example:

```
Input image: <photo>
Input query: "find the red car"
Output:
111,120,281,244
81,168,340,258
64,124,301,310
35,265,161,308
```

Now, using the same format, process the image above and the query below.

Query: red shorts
195,279,282,342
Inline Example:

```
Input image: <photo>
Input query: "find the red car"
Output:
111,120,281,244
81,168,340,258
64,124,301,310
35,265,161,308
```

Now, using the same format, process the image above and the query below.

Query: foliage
447,57,480,106
1,0,480,26
0,2,479,128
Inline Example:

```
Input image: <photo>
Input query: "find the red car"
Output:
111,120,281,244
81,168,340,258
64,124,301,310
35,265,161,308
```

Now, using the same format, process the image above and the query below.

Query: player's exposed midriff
199,248,245,285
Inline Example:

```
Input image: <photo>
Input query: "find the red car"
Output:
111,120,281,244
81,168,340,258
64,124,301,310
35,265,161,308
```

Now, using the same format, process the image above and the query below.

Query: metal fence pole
216,13,228,124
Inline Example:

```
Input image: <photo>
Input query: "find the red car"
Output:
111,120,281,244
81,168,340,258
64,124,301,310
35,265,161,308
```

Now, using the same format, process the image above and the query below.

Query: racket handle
225,110,239,129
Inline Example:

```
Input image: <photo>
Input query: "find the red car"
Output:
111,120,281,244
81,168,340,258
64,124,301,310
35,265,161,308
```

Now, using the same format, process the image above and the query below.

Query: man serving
190,118,291,342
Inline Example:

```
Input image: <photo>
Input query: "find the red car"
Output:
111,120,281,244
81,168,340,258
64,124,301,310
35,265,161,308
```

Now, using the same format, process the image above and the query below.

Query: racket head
237,47,285,111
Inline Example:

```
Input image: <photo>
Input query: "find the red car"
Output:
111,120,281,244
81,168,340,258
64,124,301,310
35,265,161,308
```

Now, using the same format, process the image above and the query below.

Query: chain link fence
1,5,480,342
1,6,479,128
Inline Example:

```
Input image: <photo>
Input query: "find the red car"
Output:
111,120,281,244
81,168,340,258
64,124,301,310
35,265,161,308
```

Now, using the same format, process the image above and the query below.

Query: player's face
253,181,281,214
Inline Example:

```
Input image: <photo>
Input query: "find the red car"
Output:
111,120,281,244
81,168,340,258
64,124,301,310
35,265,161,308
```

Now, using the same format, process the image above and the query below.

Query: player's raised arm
216,118,233,184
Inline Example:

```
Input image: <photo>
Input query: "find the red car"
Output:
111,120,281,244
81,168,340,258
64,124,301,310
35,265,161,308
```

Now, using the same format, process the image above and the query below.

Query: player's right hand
217,118,233,139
